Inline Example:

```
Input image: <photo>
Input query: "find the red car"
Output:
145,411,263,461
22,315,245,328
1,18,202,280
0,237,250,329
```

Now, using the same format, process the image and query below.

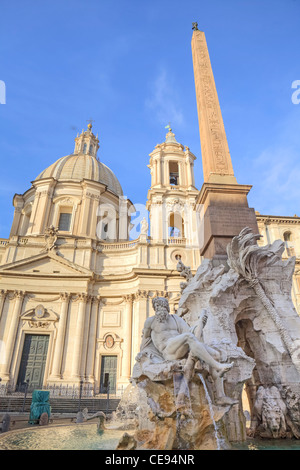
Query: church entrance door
17,334,49,391
99,355,117,394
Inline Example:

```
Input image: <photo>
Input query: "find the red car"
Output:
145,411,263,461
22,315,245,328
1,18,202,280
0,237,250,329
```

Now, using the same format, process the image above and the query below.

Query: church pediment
21,305,59,330
0,252,93,277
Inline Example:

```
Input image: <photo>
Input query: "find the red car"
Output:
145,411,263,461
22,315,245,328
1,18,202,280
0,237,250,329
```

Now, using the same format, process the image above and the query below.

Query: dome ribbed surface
35,154,123,196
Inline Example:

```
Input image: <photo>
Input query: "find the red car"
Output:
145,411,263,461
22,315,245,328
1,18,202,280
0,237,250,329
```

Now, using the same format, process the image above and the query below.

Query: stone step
0,396,120,414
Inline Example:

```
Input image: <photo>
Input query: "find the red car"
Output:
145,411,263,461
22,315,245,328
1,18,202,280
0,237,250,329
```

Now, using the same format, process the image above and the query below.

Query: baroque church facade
0,124,203,394
0,27,299,396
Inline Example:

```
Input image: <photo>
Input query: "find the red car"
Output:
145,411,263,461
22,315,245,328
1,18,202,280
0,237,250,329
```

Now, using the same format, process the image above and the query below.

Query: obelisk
191,23,258,260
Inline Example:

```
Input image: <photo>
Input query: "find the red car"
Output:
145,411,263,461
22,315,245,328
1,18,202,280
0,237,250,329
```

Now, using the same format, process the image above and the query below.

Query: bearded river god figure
140,297,233,374
124,297,240,450
132,297,235,406
114,227,300,449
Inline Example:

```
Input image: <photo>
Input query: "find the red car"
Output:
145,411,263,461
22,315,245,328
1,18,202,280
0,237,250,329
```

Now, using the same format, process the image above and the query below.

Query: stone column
153,160,157,186
185,154,193,188
80,295,92,378
71,293,88,380
119,197,129,241
85,296,100,382
80,190,92,237
50,293,70,380
132,291,148,363
9,208,23,237
2,291,24,379
30,185,55,234
164,160,169,186
89,196,101,239
0,290,7,321
121,295,133,380
138,238,148,268
150,200,163,242
178,161,184,186
157,157,162,186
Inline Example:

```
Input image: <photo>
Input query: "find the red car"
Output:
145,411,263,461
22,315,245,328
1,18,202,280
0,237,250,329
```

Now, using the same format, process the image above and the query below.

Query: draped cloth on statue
28,390,51,424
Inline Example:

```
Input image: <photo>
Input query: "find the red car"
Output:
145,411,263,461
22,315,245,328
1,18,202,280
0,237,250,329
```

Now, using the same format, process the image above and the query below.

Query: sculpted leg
163,334,190,360
185,333,233,374
163,332,233,375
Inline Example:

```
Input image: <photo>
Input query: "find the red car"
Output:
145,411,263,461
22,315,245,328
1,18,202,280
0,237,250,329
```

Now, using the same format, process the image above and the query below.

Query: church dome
35,154,123,196
34,125,123,197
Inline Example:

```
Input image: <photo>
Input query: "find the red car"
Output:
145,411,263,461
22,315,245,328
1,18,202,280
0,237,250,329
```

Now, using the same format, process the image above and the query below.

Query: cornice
197,182,252,205
256,215,300,225
94,267,194,283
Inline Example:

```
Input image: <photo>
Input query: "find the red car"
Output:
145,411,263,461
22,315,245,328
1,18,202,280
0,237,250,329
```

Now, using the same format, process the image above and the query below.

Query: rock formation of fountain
115,228,300,449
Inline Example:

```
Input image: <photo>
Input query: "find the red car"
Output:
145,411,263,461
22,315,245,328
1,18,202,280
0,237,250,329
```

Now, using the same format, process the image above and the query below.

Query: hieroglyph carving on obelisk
191,29,236,184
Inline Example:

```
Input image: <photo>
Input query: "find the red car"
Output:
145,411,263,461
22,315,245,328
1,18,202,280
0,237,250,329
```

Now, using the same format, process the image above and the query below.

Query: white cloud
145,68,184,127
250,113,300,215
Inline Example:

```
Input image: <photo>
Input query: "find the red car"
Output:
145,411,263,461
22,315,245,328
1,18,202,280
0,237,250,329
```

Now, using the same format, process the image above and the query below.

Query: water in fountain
172,372,194,449
173,372,192,415
0,423,124,450
198,373,221,450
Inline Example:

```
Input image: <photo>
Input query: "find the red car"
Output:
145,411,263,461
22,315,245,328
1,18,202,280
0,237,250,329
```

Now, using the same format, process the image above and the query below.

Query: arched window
283,231,292,242
89,144,93,154
83,143,87,154
168,212,184,238
169,161,179,185
283,231,295,257
96,204,117,241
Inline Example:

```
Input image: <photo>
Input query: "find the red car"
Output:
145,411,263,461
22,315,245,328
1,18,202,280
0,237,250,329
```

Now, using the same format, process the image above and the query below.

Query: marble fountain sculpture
115,227,300,450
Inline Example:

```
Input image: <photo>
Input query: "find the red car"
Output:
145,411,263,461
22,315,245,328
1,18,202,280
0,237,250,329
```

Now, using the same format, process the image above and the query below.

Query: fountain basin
0,422,124,450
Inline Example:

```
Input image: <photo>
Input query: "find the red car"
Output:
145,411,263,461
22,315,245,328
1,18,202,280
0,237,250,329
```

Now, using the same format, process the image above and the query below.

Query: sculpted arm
175,310,208,338
140,317,154,351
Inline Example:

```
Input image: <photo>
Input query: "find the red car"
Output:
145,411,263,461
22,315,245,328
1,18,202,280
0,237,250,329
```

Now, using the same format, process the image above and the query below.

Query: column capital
78,292,89,302
60,292,71,301
134,290,150,301
153,290,169,299
14,290,25,300
0,289,7,298
122,294,134,304
91,295,101,305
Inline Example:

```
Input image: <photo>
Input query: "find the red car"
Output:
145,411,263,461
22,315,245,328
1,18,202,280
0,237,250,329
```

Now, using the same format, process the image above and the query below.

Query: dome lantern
34,125,123,197
74,123,100,158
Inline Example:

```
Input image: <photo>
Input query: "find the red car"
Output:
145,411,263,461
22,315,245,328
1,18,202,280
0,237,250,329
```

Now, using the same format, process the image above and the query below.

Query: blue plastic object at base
28,390,51,424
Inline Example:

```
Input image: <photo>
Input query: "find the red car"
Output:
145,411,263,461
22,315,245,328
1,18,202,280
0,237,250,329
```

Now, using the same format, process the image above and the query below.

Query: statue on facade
140,217,148,235
44,225,58,252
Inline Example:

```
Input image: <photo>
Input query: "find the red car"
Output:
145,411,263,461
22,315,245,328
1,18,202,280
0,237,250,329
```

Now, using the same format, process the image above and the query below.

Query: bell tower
146,127,199,246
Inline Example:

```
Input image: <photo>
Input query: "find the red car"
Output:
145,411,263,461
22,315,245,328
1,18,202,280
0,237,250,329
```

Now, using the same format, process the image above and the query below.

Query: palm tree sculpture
227,227,300,368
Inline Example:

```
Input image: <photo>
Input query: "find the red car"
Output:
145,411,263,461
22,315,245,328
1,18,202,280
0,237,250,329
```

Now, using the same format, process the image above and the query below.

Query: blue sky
0,0,300,238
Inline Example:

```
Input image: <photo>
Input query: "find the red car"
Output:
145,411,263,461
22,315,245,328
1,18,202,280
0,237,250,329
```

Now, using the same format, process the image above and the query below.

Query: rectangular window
58,212,72,231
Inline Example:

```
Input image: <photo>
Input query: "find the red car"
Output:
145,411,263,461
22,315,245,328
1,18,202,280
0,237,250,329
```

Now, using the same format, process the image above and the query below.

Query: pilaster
71,293,88,380
50,292,71,380
1,290,25,380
